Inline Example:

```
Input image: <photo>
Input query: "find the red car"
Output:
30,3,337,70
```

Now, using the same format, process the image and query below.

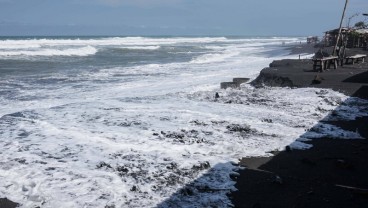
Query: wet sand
230,44,368,208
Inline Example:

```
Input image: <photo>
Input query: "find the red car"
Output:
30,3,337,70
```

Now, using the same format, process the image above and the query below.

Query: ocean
0,36,362,207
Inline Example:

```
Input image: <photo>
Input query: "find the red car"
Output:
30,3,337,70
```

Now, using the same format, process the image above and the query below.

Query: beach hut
324,27,350,47
347,28,368,48
324,28,368,48
307,36,319,44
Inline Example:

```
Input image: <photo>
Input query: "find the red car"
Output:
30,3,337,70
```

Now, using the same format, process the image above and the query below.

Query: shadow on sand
343,70,368,99
352,86,368,100
156,162,236,208
156,95,368,208
343,71,368,84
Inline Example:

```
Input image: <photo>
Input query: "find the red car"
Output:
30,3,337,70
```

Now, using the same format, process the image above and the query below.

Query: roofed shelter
324,28,368,49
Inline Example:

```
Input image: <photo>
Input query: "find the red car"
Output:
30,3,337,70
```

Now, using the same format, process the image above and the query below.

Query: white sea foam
2,36,364,208
122,46,161,50
0,46,97,57
0,37,228,48
0,37,227,58
0,44,42,49
1,86,366,208
0,36,303,58
190,51,241,64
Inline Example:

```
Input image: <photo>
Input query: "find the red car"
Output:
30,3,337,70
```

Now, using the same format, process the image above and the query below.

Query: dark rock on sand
311,74,324,85
215,92,220,99
192,161,210,171
226,124,253,133
251,68,295,87
0,198,19,208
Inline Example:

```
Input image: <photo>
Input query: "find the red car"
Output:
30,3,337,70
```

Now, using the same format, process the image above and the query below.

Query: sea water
0,36,367,207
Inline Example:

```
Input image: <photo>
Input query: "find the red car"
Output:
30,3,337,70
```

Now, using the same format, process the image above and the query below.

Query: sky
0,0,367,36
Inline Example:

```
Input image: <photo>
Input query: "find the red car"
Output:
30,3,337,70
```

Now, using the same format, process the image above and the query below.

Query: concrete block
233,78,250,85
221,82,239,89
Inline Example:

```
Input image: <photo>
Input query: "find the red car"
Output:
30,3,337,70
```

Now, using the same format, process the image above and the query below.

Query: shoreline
1,43,367,208
230,44,368,207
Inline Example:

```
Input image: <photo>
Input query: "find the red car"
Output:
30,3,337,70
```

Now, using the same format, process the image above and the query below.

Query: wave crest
0,46,97,57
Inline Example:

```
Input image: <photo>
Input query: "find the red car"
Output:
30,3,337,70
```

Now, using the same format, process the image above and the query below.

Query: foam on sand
1,85,367,207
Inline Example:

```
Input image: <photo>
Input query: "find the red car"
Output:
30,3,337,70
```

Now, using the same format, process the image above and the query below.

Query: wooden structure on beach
307,36,319,44
348,29,368,48
324,28,349,47
313,56,339,72
345,54,366,64
324,28,368,48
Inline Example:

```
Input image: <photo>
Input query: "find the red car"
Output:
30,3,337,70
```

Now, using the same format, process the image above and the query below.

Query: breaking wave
0,46,97,57
122,46,161,50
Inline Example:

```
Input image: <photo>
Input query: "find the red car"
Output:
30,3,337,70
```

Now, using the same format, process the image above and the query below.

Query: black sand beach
252,46,368,98
0,198,18,208
231,119,368,208
231,44,368,208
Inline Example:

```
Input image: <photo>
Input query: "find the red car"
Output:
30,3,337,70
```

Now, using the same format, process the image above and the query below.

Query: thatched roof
325,27,350,34
355,29,368,34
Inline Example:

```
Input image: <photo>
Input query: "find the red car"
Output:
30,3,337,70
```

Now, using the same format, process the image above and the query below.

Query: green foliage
354,21,367,29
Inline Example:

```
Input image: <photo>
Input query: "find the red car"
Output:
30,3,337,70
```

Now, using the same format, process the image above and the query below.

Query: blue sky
0,0,367,36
